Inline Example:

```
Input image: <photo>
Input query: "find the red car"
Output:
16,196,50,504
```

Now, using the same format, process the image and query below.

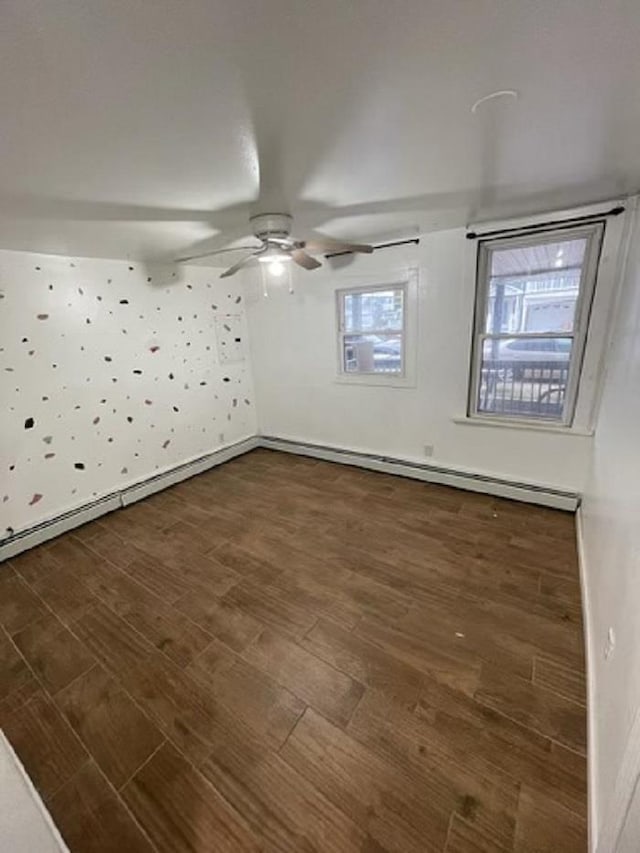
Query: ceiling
1,0,640,263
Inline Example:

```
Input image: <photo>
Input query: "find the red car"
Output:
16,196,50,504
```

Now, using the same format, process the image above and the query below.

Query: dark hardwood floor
0,448,587,852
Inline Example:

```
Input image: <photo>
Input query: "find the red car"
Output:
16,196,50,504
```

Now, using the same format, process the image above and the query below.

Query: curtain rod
466,205,625,241
325,237,420,258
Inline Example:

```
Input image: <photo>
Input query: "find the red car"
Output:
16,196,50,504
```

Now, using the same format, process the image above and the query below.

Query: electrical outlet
423,444,434,457
605,627,616,660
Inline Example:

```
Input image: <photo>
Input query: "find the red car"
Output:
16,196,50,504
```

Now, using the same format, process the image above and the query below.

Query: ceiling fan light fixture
267,260,287,277
257,243,292,275
257,250,290,264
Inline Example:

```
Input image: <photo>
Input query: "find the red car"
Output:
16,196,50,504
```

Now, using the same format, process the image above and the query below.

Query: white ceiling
1,0,640,262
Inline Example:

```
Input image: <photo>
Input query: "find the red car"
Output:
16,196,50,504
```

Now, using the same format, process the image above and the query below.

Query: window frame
468,221,605,427
335,280,410,385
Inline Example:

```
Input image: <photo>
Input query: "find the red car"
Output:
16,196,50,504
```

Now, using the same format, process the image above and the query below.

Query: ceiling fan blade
291,248,322,271
220,253,260,278
304,238,373,255
175,244,260,264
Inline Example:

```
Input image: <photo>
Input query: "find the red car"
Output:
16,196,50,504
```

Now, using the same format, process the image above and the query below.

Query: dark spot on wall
223,377,230,383
93,416,100,424
119,299,129,304
129,266,134,271
168,372,174,380
127,416,133,423
235,296,241,303
162,439,170,449
172,406,179,412
149,345,160,353
74,462,85,470
133,369,142,375
104,355,112,362
144,399,152,405
29,493,43,505
35,266,41,271
44,453,55,459
121,467,128,474
24,417,35,429
235,337,242,343
37,313,49,320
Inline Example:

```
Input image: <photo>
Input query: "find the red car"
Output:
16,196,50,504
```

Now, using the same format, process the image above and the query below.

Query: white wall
0,250,256,540
247,227,608,492
580,202,640,850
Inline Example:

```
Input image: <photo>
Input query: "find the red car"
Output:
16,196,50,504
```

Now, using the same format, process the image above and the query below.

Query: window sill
451,415,594,436
334,374,416,389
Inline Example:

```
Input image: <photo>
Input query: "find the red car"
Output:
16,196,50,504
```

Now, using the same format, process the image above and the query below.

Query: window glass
342,334,402,374
484,237,587,334
344,289,403,333
478,337,573,419
338,286,405,377
469,223,603,423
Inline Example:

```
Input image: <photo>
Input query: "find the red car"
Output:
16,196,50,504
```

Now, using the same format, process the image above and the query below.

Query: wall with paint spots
0,250,256,539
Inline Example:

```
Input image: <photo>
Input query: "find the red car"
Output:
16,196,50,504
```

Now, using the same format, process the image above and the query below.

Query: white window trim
461,203,628,433
334,271,418,388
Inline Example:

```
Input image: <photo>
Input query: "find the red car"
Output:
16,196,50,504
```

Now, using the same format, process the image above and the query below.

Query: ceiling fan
174,212,374,277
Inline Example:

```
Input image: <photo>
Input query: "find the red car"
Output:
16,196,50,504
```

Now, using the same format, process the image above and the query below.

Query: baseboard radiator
260,436,579,511
0,436,260,562
0,433,579,562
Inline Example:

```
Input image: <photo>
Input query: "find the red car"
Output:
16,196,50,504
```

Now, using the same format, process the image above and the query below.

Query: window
469,223,604,424
337,284,406,377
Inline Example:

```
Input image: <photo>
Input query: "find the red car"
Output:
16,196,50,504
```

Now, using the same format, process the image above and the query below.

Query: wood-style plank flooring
0,449,587,852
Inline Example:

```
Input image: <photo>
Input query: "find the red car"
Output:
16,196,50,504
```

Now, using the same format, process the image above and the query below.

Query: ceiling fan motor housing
250,213,293,242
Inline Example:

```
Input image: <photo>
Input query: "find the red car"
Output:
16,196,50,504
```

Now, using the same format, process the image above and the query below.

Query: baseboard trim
576,507,598,852
1,433,579,563
0,436,259,562
258,436,580,510
596,709,640,853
